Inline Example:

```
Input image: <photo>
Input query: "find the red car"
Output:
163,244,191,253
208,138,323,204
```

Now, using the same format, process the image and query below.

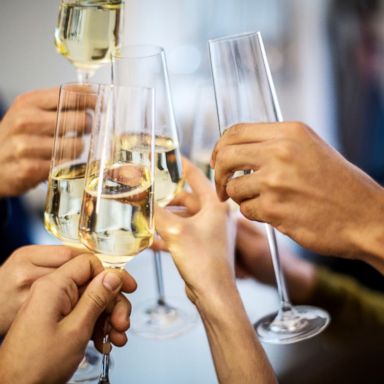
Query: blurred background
1,0,383,383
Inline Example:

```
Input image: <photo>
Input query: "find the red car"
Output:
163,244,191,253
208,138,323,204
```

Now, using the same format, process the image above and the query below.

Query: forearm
195,285,277,384
345,187,384,274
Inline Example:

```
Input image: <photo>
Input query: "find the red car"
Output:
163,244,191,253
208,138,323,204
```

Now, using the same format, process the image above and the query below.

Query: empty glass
209,31,330,344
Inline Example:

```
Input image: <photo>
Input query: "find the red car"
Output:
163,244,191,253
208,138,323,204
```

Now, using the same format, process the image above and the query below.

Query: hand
0,87,90,197
0,245,85,335
0,253,136,384
212,122,384,267
236,218,316,303
154,158,236,305
0,88,58,196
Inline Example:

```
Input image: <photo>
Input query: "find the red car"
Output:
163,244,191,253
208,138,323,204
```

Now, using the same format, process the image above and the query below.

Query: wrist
192,278,246,324
347,188,384,273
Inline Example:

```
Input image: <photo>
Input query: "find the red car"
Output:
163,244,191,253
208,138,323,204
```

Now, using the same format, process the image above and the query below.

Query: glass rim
209,31,261,45
59,82,154,94
59,82,104,95
113,44,165,60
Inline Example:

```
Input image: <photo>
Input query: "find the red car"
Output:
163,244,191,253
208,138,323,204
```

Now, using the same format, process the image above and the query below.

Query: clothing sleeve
0,199,10,229
311,266,384,330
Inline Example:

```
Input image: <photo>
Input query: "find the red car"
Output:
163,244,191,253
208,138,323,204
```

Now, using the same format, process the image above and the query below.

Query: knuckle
13,93,30,107
14,137,29,157
14,269,33,288
262,170,285,190
13,113,30,133
86,289,107,311
215,145,232,165
274,140,296,162
286,121,309,137
227,123,247,137
30,276,50,294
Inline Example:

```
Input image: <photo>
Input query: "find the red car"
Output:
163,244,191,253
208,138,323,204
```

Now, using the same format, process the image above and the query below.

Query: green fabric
311,266,384,331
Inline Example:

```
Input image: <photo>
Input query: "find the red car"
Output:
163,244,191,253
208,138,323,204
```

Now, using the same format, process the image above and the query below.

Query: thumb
154,204,181,240
65,270,123,332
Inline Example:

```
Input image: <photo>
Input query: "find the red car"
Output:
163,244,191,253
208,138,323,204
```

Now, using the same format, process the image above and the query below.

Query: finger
110,293,131,332
53,136,85,162
211,122,284,166
92,313,109,353
119,270,137,294
239,198,262,223
17,158,51,187
18,87,60,110
56,110,93,137
213,143,265,201
65,269,123,331
109,329,128,347
182,157,215,202
154,204,182,240
12,110,57,136
151,237,169,252
59,84,98,111
9,135,54,159
169,190,200,214
15,245,86,268
226,173,260,205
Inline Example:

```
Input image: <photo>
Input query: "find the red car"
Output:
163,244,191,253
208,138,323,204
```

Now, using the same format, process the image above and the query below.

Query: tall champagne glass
112,45,197,339
190,85,219,180
44,83,101,382
79,85,155,383
209,32,330,344
54,0,124,83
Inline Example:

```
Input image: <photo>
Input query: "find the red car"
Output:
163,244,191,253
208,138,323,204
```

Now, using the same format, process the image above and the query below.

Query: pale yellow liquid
44,162,86,244
55,0,123,72
79,163,154,267
116,134,184,207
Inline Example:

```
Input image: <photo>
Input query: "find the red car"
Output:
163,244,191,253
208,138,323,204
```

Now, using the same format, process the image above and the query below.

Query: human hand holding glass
78,85,155,383
44,83,102,382
209,32,330,344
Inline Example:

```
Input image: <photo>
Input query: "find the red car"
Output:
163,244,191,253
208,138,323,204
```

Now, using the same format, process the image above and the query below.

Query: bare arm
154,159,276,383
197,287,276,384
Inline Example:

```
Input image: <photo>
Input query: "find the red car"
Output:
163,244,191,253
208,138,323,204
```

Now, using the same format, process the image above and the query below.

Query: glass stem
154,250,166,306
76,68,92,83
264,224,292,315
98,334,110,384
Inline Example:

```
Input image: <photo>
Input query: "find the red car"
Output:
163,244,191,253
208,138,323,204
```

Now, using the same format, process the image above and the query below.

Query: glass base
254,305,330,344
68,343,101,383
131,297,198,339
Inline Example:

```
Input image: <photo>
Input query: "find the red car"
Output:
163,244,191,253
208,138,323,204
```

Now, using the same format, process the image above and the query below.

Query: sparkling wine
116,134,184,207
55,0,123,73
79,163,154,267
44,162,86,244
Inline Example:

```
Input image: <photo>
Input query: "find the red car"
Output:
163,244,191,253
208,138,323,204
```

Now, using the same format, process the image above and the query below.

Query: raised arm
154,159,276,384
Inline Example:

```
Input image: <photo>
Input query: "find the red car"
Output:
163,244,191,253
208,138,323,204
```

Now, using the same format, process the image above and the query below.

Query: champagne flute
44,83,102,382
54,0,124,83
209,32,330,344
79,85,155,383
112,45,197,339
190,85,219,180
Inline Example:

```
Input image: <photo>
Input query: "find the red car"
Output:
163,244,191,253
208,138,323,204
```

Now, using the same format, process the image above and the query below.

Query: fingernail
103,271,122,291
